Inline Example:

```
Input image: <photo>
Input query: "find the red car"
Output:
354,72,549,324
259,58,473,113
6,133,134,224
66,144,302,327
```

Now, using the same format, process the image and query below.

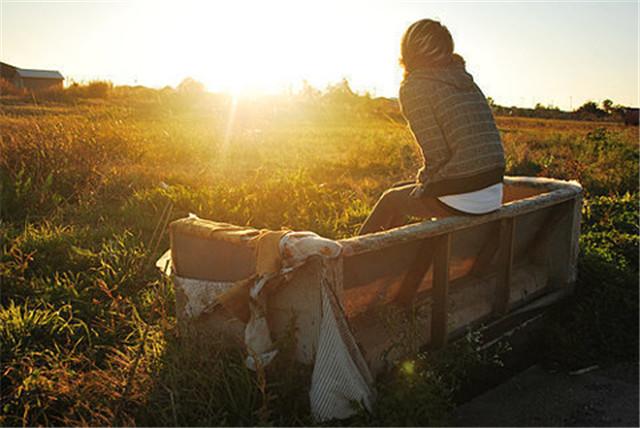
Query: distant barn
1,61,64,92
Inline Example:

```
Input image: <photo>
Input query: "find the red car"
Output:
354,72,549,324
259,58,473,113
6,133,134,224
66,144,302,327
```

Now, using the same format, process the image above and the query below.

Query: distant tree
576,101,606,119
83,81,112,98
609,103,630,123
576,101,598,114
177,77,205,95
323,78,357,106
602,99,614,114
612,103,627,116
325,78,355,97
299,80,321,100
64,80,112,99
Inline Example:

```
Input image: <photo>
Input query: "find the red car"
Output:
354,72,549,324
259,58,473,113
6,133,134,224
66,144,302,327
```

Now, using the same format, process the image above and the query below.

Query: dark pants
358,182,466,235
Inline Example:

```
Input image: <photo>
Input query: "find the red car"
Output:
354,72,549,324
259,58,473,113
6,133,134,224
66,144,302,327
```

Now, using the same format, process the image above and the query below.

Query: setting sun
118,0,398,96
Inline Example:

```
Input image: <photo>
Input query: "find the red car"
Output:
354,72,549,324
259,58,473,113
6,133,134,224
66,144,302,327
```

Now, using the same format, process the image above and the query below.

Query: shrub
67,80,113,99
543,193,639,368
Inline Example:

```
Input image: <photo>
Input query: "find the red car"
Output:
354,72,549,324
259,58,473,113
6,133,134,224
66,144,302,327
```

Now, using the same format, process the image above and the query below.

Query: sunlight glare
131,0,381,95
221,94,239,156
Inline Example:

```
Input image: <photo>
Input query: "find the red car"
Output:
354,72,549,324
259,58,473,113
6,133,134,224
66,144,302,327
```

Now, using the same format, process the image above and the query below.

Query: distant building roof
16,68,64,80
1,61,17,72
0,61,19,79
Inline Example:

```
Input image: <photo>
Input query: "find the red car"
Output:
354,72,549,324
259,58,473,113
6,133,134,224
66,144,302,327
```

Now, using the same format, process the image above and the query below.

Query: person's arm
399,83,451,195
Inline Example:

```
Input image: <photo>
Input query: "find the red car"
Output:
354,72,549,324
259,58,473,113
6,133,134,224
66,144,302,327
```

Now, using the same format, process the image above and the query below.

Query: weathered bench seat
168,176,583,376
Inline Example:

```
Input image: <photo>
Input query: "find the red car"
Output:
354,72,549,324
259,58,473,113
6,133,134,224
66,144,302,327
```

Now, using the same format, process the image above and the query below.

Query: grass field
1,89,638,426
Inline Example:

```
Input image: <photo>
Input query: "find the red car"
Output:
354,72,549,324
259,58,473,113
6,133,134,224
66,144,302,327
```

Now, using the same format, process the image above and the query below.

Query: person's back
400,60,505,198
358,19,506,234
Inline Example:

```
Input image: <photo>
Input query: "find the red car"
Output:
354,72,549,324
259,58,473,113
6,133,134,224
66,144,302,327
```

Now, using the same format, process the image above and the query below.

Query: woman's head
400,19,462,77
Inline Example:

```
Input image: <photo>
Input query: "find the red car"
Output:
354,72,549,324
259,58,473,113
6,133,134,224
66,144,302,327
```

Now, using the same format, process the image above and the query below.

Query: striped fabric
399,63,505,197
309,260,376,422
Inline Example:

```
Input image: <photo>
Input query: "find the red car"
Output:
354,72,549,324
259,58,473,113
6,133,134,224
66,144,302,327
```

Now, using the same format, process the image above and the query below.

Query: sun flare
127,0,363,95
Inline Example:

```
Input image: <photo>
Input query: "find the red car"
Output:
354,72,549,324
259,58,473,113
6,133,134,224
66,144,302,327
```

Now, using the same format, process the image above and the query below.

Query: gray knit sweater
399,62,505,197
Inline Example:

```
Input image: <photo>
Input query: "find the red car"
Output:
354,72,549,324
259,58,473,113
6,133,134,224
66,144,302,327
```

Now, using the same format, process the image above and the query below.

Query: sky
1,0,638,109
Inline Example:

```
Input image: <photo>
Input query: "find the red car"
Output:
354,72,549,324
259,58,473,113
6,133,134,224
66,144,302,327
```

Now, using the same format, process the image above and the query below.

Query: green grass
1,89,638,425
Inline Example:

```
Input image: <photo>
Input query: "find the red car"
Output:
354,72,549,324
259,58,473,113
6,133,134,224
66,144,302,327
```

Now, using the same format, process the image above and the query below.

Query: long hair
400,19,464,79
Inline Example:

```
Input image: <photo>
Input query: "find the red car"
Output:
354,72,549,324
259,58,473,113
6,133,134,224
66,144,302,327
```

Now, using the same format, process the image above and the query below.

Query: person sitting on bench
359,19,506,235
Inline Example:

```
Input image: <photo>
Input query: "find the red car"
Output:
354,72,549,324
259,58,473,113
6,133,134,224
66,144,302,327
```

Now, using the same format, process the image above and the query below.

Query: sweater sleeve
399,83,451,186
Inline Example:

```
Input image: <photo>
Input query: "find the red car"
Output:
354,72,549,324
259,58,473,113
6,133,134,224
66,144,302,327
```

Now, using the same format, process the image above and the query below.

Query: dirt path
451,363,639,427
